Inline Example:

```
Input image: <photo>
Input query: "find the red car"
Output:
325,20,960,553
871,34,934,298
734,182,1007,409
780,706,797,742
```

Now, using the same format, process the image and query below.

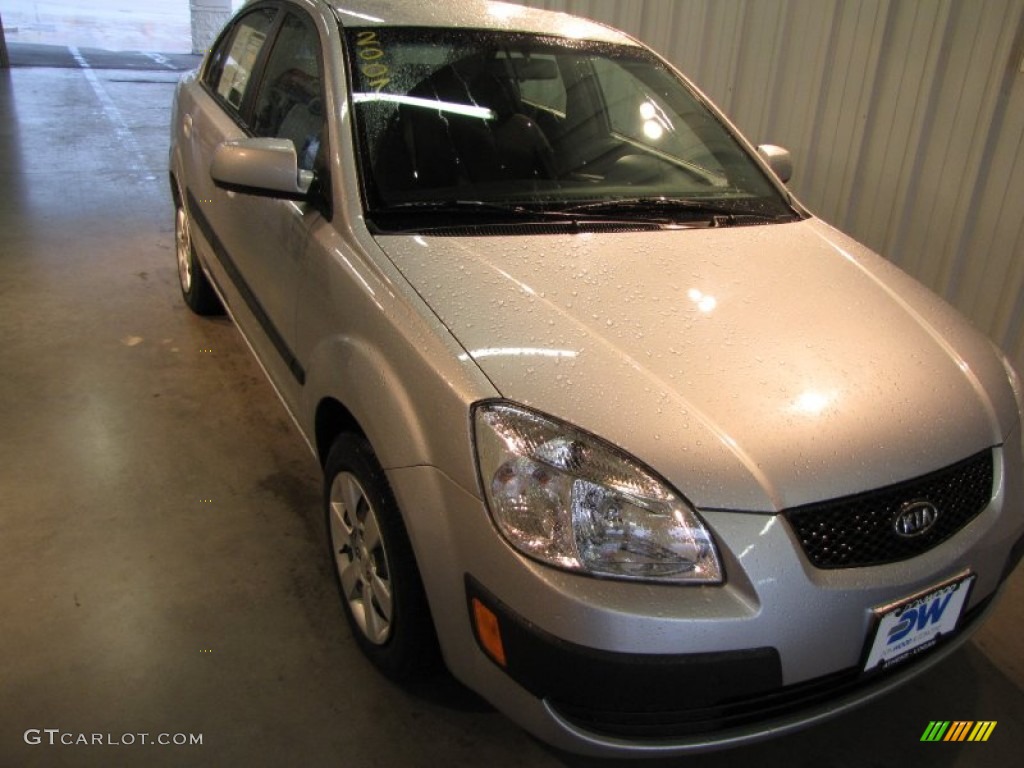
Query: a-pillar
190,0,233,55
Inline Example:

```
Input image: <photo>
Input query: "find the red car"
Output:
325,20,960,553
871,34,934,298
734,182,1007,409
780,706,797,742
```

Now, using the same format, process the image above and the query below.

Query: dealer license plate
863,572,975,672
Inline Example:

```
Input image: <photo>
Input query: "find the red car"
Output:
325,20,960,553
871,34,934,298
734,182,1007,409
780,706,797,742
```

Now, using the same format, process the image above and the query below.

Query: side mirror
757,144,793,184
211,138,313,199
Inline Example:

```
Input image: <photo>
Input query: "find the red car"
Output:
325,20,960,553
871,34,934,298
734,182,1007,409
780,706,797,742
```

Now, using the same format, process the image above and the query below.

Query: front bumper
385,440,1024,757
466,573,998,744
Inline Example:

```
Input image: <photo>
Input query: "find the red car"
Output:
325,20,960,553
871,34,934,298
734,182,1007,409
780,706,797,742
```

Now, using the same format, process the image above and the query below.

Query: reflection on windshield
352,92,497,121
345,28,792,225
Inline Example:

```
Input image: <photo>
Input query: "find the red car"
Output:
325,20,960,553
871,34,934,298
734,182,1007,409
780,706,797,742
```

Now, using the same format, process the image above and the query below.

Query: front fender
297,226,499,497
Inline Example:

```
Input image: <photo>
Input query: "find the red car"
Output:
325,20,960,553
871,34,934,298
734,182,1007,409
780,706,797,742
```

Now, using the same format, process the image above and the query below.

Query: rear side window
204,8,277,114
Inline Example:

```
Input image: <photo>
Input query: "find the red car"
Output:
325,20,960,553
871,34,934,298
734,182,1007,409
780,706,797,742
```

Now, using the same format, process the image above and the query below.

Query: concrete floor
1,45,1023,768
2,0,247,53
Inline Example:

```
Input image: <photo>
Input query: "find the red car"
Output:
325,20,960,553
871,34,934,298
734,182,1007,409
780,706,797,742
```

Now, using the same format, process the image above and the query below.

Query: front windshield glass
345,27,794,225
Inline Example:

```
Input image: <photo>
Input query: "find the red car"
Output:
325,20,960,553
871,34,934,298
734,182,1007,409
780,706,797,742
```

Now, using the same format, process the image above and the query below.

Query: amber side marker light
471,597,508,667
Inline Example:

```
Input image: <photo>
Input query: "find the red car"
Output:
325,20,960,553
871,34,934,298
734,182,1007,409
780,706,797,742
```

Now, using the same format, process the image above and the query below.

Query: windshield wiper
560,197,796,225
380,199,674,225
387,199,564,216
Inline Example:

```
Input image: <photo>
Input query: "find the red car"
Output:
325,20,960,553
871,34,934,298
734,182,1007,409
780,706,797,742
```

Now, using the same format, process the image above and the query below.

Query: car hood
376,218,1017,511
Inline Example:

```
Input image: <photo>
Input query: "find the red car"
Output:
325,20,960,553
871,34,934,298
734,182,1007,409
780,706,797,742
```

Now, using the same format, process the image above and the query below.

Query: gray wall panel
524,0,1024,373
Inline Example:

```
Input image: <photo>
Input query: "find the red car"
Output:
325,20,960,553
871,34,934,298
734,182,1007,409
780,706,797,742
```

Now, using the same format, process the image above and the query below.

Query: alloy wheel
329,471,394,645
175,205,193,294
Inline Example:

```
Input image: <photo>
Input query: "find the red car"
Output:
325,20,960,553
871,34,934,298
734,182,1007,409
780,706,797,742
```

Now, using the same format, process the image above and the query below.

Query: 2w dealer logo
920,721,997,742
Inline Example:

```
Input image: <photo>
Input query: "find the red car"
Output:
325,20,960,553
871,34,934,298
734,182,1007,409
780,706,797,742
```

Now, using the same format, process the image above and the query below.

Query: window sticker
218,25,268,107
355,31,390,92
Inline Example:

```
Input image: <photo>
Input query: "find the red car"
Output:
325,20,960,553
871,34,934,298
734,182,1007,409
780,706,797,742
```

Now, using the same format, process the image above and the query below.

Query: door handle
183,113,193,139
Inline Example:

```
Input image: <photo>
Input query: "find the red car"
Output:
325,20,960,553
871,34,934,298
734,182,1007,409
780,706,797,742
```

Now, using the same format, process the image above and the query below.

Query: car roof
322,0,638,45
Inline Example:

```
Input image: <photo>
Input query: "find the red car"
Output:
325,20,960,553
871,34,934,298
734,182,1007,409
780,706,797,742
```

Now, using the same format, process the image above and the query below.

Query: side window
251,14,325,172
593,57,663,142
590,58,728,176
513,55,566,116
204,8,277,113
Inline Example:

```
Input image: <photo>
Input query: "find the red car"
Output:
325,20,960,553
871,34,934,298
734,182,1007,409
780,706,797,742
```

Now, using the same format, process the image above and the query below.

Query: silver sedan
169,0,1024,756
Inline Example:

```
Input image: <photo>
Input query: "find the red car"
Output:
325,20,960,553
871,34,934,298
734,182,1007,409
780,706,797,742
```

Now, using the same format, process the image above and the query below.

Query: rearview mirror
757,144,793,184
211,138,313,200
486,58,559,80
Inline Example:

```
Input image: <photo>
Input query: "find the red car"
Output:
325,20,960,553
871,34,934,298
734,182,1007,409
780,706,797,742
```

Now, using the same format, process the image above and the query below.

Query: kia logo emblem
894,501,940,538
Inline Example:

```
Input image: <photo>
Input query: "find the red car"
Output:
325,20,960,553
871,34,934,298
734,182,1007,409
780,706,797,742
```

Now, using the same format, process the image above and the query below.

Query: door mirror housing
757,144,793,184
211,138,313,199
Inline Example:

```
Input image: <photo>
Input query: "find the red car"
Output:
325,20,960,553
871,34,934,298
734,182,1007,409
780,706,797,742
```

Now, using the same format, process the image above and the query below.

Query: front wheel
325,433,439,681
174,194,222,315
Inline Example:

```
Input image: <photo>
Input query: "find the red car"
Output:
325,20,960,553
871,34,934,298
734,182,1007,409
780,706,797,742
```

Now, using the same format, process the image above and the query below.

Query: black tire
324,433,440,681
174,193,223,316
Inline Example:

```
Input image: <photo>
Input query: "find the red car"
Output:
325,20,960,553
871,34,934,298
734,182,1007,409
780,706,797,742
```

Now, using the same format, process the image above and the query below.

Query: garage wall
523,0,1024,373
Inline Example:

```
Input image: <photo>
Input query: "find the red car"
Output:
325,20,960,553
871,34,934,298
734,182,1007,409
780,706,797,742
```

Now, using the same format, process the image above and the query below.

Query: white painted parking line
69,45,151,177
144,52,175,70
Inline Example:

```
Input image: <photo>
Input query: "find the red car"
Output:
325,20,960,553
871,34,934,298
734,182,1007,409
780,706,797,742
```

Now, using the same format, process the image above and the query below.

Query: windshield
344,27,796,227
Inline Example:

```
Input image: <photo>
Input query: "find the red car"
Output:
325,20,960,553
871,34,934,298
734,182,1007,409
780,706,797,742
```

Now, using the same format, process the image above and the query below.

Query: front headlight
473,402,722,584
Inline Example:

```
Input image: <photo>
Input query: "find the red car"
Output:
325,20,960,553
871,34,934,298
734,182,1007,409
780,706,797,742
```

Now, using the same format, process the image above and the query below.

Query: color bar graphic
921,721,949,741
967,722,997,742
920,721,996,742
945,721,973,741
